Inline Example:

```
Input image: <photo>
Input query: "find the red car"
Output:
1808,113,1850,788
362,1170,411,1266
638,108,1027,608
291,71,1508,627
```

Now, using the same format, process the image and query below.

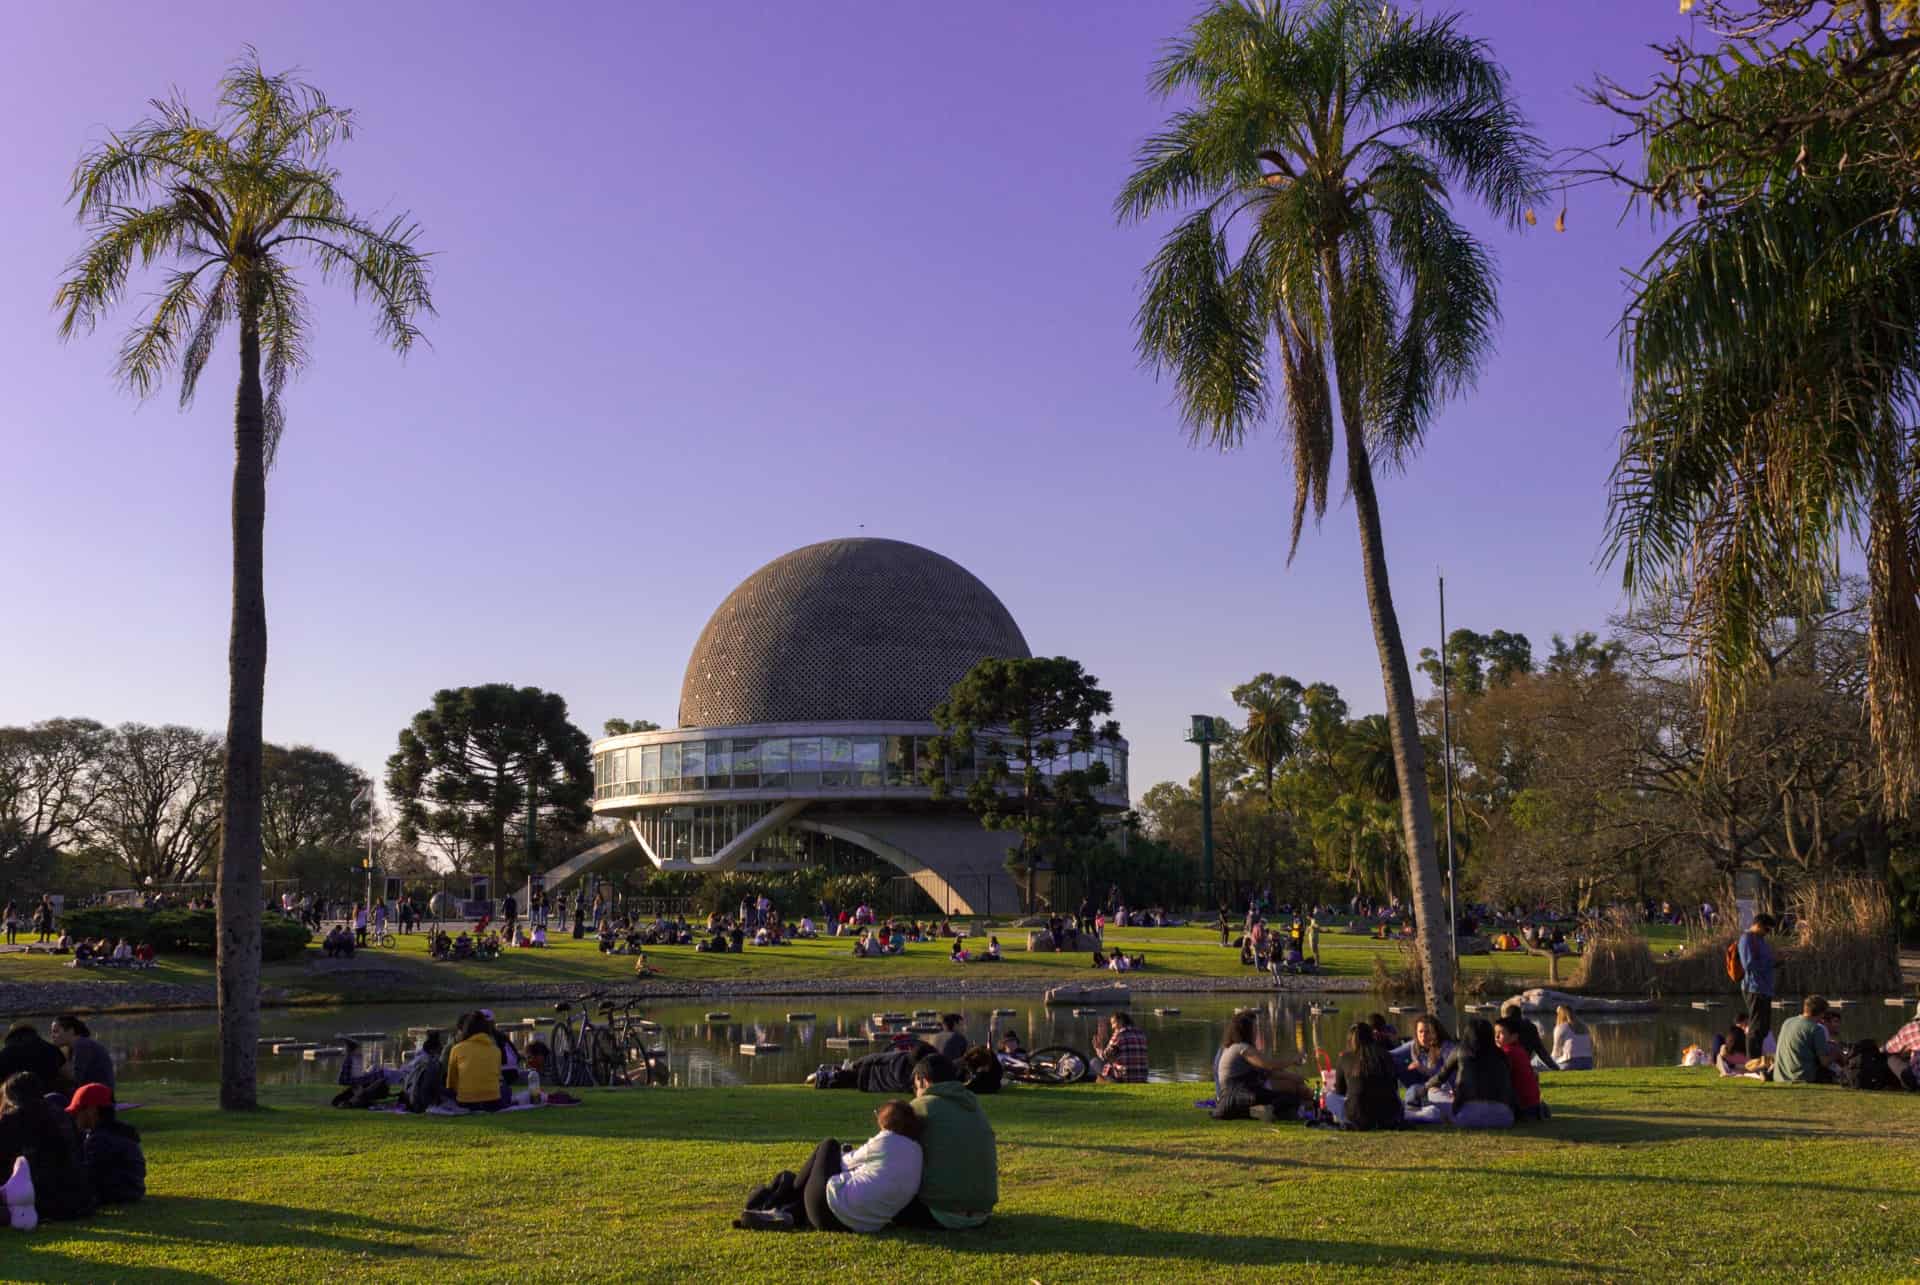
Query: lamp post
1438,572,1458,980
1185,715,1222,911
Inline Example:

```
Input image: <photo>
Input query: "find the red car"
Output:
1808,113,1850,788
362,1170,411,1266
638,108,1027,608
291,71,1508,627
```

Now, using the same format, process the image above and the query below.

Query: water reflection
87,994,1910,1090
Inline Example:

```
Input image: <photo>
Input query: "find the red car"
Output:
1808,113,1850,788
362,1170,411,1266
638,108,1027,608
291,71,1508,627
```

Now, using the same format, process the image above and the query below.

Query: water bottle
526,1068,541,1105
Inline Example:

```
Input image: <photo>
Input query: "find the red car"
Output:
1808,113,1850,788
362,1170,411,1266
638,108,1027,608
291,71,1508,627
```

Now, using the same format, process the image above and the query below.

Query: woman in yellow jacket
444,1012,506,1111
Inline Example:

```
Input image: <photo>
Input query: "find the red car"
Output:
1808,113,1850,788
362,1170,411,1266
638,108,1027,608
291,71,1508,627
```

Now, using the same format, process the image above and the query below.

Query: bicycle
600,997,670,1085
547,990,621,1087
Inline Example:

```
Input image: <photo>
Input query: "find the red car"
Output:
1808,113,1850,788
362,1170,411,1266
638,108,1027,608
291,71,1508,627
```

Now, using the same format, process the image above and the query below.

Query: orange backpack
1724,938,1743,984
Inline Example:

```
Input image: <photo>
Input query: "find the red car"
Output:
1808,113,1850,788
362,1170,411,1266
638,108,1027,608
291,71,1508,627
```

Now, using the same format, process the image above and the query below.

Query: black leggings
795,1138,849,1231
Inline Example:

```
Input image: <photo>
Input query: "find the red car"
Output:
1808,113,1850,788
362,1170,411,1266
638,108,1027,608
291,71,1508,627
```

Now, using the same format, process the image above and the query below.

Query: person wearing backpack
1733,914,1777,1058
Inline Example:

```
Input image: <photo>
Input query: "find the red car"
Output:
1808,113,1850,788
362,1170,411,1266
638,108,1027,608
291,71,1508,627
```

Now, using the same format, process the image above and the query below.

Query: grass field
0,923,1696,1000
0,1067,1911,1282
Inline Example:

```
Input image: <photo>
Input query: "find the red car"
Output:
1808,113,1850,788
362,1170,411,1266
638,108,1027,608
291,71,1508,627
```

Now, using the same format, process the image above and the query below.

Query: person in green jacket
894,1054,997,1229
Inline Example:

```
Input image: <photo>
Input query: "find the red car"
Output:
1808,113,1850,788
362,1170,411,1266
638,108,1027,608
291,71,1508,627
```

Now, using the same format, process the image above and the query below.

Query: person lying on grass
737,1098,928,1232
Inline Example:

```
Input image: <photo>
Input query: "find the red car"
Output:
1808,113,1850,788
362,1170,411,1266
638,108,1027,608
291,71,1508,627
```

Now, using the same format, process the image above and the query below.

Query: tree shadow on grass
0,1196,464,1283
914,1213,1587,1272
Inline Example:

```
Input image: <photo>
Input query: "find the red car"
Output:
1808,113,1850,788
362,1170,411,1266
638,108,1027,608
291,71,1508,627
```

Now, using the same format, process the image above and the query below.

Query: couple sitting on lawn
740,1052,997,1233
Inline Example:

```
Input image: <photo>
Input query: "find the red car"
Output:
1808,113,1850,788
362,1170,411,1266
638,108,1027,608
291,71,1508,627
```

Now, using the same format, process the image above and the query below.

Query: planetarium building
562,538,1128,915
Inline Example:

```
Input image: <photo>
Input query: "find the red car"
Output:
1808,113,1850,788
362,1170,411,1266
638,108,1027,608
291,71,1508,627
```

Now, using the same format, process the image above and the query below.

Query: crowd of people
0,1016,143,1229
331,1009,568,1113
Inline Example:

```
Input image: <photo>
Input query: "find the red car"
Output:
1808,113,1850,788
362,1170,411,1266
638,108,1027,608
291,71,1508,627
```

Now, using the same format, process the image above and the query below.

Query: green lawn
1,1068,1911,1282
4,923,1689,1000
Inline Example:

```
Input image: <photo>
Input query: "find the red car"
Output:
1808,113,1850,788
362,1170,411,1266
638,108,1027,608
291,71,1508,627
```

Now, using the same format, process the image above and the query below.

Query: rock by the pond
1505,987,1658,1015
824,1036,870,1049
785,1012,815,1021
1154,1007,1180,1016
1045,981,1130,1007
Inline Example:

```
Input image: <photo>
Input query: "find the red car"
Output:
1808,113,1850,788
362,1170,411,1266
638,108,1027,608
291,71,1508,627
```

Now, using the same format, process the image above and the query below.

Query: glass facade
594,732,1127,803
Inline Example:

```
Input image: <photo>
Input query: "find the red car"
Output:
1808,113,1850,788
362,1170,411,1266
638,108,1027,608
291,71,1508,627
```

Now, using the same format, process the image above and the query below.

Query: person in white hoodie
797,1099,925,1232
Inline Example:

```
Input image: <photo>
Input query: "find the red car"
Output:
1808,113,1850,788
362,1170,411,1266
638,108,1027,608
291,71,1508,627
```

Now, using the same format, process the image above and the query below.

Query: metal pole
1439,572,1458,982
1199,739,1215,912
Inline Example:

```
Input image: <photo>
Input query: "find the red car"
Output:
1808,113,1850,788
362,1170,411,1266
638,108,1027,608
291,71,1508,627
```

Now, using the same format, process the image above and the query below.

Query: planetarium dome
677,537,1032,728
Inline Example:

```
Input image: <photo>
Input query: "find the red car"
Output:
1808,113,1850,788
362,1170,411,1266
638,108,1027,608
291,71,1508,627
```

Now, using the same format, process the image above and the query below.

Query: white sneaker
3,1156,35,1229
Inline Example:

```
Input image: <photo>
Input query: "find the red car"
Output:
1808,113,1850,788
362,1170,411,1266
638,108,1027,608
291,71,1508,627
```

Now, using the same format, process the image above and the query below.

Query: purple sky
1,2,1691,804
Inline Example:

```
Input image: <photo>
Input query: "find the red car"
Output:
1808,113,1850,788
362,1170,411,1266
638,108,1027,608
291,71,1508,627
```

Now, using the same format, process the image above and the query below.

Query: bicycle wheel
588,1026,621,1086
547,1021,577,1087
373,932,395,949
619,1029,651,1083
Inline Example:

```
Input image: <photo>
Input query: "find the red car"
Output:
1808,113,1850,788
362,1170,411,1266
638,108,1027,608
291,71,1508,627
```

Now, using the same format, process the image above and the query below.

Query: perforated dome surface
677,538,1031,728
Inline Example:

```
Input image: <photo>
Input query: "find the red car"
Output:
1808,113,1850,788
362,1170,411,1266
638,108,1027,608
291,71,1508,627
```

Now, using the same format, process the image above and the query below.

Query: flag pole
1438,572,1458,984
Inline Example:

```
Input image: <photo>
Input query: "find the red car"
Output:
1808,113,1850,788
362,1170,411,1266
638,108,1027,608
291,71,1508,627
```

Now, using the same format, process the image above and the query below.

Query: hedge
60,907,311,962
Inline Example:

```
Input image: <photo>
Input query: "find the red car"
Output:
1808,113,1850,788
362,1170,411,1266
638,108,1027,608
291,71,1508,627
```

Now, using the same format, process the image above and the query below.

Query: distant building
547,537,1128,915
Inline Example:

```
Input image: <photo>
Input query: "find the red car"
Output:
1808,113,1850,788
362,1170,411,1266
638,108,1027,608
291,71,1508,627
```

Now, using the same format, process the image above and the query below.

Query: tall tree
0,719,110,888
55,51,434,1110
261,745,372,881
1597,0,1920,809
1118,0,1545,1016
90,724,224,887
386,685,594,892
1233,673,1304,801
924,657,1122,914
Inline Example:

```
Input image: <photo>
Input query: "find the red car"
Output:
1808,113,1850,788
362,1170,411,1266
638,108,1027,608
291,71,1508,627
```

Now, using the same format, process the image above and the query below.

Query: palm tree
1605,34,1920,811
1234,674,1303,801
1338,714,1400,805
1119,0,1544,1018
55,51,433,1109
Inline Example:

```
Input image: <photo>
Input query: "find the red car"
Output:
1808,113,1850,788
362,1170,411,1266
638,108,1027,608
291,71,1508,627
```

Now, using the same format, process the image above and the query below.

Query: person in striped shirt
1884,1001,1920,1086
1095,1013,1149,1083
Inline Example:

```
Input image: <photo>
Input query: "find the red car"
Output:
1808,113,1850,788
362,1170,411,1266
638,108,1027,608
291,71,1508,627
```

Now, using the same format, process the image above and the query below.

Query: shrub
1567,909,1657,995
59,907,310,962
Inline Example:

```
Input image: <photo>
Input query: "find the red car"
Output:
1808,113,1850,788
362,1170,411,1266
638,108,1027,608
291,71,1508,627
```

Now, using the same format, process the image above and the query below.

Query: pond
86,992,1918,1091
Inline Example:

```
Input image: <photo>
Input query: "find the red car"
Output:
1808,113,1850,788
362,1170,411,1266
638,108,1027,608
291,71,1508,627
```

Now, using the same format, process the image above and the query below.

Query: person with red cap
67,1083,144,1205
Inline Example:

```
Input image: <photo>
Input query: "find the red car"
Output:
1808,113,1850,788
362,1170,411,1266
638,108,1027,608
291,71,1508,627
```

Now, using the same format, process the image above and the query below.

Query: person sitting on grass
1090,947,1108,969
1095,1013,1148,1084
983,936,1002,962
948,939,970,964
132,941,155,965
48,1016,113,1095
1551,1005,1595,1071
66,1083,142,1205
1107,950,1132,973
1774,996,1841,1085
740,1098,928,1233
1212,1010,1311,1120
399,1033,447,1112
445,1012,506,1111
633,949,659,978
1494,1017,1547,1121
0,1071,94,1227
1714,1017,1751,1076
1498,1002,1560,1071
1883,1000,1920,1087
796,916,817,939
1411,1019,1515,1128
1324,1022,1404,1131
1394,1015,1456,1092
997,1030,1027,1059
893,1054,997,1230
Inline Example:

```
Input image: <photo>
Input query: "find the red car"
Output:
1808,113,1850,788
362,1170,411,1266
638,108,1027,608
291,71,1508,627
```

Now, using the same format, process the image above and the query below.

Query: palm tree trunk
1323,248,1455,1023
217,296,268,1111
